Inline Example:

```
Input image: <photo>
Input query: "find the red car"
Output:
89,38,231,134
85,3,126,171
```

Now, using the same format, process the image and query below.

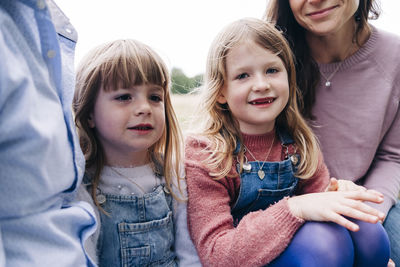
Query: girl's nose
252,74,270,92
135,99,151,116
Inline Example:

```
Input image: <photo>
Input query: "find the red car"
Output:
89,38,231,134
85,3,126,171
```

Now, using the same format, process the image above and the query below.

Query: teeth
250,99,273,104
132,126,151,130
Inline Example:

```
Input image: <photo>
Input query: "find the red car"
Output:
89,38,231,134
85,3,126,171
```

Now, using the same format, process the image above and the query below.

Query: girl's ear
217,87,227,104
88,114,95,128
217,93,227,104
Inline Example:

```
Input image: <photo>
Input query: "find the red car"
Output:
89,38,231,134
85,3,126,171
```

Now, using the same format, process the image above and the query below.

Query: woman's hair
73,39,183,208
264,0,381,118
194,17,320,179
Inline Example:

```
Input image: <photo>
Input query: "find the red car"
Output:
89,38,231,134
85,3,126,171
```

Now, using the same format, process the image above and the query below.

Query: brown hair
193,18,320,179
73,39,183,209
264,0,381,118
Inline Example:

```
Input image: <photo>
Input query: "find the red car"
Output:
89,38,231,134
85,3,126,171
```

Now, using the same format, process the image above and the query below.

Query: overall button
96,194,106,204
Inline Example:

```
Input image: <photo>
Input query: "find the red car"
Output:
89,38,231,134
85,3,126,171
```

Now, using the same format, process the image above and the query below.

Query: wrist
287,196,303,219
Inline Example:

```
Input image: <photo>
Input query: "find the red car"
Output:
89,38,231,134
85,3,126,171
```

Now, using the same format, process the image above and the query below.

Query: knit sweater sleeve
354,29,400,214
363,104,400,214
185,136,304,267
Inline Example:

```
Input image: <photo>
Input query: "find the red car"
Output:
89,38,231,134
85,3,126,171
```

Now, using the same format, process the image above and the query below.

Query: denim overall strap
231,127,299,224
97,184,177,267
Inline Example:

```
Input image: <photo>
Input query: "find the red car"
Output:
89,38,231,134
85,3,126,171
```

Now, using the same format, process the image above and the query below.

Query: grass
170,94,199,132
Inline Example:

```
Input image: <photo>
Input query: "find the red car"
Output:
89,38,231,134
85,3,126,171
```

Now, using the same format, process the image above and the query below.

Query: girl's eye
267,68,278,74
236,73,249,80
150,94,163,103
115,94,132,101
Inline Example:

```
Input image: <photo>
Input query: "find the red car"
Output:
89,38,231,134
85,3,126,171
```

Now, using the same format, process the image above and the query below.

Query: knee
350,220,390,267
274,222,354,267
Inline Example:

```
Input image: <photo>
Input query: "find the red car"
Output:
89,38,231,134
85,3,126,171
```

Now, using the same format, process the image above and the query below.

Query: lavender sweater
312,25,400,215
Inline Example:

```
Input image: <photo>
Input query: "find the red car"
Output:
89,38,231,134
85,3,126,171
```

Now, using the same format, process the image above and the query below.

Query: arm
172,175,202,267
363,105,400,215
290,151,385,231
0,230,4,267
186,162,303,267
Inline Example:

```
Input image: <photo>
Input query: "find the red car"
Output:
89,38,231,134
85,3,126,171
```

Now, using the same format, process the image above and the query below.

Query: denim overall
231,128,300,224
97,184,177,267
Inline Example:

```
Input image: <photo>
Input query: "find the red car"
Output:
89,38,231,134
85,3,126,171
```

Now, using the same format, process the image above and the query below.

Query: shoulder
367,26,400,95
370,26,400,61
184,134,213,161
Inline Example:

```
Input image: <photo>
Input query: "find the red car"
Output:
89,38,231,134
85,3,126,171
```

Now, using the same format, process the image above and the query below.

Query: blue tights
268,220,390,267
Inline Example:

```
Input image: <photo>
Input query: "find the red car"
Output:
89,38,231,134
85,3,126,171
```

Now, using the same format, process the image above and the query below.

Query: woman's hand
326,177,384,197
287,190,385,231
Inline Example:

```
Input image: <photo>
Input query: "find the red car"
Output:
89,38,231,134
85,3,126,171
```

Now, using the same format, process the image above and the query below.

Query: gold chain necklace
243,134,275,180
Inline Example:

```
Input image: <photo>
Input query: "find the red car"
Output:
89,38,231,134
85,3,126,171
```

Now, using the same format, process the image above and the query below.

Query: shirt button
37,0,46,9
47,50,56,58
65,28,73,34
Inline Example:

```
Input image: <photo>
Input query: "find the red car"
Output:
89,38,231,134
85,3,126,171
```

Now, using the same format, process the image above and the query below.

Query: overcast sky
55,0,400,77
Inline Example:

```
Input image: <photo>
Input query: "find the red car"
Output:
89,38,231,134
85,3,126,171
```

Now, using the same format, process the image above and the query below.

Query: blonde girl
73,39,199,266
185,18,389,267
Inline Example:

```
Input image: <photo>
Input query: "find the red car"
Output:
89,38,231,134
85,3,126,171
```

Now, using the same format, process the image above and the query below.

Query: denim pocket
244,178,298,215
118,211,175,266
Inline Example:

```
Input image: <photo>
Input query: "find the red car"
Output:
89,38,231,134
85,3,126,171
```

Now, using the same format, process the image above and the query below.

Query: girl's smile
218,40,289,135
127,123,154,135
90,84,165,166
248,97,276,106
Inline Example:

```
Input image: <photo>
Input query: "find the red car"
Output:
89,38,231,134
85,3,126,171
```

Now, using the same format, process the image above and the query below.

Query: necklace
110,166,157,194
243,134,275,180
320,62,343,87
319,43,355,87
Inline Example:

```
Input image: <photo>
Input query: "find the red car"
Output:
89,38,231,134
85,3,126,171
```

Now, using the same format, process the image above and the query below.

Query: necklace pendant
243,162,252,172
325,81,331,87
257,169,265,180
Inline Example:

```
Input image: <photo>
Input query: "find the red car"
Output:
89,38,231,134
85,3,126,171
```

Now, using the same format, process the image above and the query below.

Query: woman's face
289,0,359,36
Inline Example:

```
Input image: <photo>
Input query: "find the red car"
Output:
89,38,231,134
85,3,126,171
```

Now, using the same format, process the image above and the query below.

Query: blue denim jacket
0,0,97,266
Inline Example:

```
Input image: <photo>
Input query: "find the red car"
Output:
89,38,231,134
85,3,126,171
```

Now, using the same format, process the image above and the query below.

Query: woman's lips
307,5,338,18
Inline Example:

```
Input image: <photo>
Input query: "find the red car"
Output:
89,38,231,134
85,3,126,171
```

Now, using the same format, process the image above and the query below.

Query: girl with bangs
185,18,389,266
73,39,200,266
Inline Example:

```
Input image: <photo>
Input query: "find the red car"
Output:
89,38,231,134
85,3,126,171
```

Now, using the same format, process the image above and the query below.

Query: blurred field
170,94,200,132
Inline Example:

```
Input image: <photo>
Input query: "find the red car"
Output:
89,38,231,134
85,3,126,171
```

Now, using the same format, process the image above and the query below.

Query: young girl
73,39,200,266
185,18,390,267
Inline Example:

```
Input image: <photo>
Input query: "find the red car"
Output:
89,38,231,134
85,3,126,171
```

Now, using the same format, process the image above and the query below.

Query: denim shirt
0,0,97,266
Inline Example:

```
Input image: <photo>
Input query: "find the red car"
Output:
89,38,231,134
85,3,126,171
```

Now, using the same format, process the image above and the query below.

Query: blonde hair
194,18,320,179
73,39,183,209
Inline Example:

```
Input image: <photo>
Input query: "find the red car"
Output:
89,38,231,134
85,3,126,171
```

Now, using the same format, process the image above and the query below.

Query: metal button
96,194,106,204
290,155,299,165
243,162,252,172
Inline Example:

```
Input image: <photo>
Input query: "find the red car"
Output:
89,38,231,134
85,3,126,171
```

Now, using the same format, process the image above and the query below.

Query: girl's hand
287,190,385,231
388,258,395,267
326,177,384,198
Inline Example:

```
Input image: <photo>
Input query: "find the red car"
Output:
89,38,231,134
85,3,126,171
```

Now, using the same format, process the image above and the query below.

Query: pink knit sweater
185,131,330,266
